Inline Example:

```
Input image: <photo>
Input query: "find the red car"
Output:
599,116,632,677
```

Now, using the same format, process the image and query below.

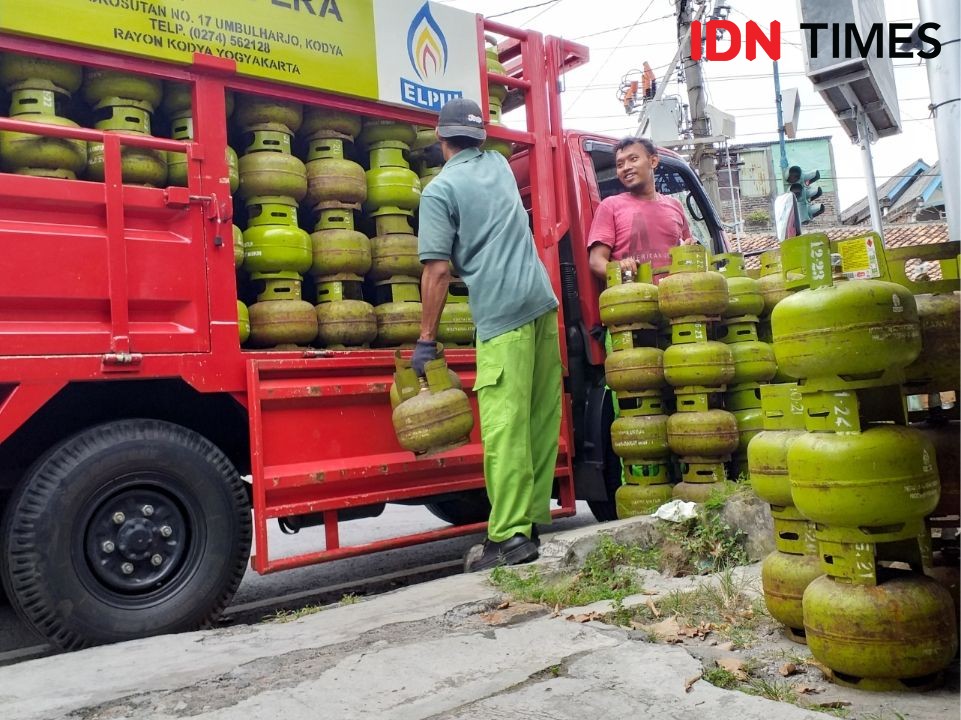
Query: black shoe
464,533,539,573
530,525,540,547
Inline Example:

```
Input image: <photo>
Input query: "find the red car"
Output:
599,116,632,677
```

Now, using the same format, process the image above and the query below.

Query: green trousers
473,309,562,542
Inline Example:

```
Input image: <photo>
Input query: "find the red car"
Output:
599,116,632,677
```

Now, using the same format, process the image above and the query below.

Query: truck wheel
425,490,491,526
587,395,622,522
0,419,251,650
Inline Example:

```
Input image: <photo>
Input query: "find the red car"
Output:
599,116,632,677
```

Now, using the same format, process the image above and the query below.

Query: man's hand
411,339,438,377
679,237,696,246
618,256,639,276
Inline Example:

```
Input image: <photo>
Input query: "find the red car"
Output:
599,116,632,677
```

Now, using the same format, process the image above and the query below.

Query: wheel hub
85,487,188,593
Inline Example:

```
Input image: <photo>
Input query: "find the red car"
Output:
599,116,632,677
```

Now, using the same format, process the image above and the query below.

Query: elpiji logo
401,2,463,111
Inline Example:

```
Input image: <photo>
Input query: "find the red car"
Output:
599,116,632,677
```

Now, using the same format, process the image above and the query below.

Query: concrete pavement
0,519,955,720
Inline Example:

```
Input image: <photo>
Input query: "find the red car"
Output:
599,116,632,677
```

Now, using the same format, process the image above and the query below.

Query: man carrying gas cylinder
411,98,562,573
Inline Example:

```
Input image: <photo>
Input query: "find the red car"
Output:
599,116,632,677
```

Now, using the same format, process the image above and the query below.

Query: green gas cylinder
237,132,307,200
242,224,312,274
0,108,87,178
392,354,474,456
86,104,167,185
357,120,417,149
304,136,366,208
748,428,805,507
302,108,362,140
83,69,163,110
762,550,822,642
726,337,777,385
0,54,82,94
758,250,790,316
803,573,957,689
611,413,669,465
616,483,674,518
605,347,664,392
248,298,318,347
658,245,729,319
716,253,764,318
772,279,921,381
438,303,475,346
316,300,377,347
789,425,939,528
599,271,659,328
237,301,250,345
310,208,371,279
369,214,422,280
235,95,302,133
375,299,422,346
666,409,739,458
663,341,735,388
233,224,244,269
365,164,422,216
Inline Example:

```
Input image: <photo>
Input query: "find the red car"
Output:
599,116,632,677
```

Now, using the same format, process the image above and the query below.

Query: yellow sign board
0,0,379,98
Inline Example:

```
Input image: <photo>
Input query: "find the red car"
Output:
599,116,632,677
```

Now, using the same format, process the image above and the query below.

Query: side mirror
774,192,801,242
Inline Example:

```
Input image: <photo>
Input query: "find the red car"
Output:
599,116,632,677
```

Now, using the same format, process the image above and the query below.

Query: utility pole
772,61,789,175
677,0,721,210
918,0,959,242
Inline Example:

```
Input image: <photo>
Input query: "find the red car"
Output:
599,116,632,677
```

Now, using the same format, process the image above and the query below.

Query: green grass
339,592,360,605
655,569,767,647
490,535,659,609
745,677,797,703
267,604,325,622
703,667,740,690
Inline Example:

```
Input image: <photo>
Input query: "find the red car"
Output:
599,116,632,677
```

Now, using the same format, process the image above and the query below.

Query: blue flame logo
407,3,449,82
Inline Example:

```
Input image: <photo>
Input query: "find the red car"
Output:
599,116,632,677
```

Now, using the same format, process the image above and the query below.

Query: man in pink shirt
587,137,693,279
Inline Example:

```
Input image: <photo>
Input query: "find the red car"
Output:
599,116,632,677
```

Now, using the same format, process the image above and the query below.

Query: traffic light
785,165,824,223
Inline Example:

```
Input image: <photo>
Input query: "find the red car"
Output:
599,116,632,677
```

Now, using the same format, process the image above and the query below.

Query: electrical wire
565,0,662,111
570,13,675,40
487,1,560,20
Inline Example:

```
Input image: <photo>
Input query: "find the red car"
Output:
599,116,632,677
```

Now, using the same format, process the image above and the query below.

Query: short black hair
614,136,657,157
444,135,483,152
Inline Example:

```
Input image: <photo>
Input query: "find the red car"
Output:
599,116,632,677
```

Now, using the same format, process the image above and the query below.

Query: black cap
436,97,487,141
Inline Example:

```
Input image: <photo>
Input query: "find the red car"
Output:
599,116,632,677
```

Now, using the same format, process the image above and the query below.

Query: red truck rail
0,18,590,601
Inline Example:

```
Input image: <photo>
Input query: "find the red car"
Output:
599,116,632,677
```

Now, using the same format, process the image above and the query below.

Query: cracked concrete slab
0,517,955,720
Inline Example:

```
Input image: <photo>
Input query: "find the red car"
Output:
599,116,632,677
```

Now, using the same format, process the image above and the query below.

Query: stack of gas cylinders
754,232,957,690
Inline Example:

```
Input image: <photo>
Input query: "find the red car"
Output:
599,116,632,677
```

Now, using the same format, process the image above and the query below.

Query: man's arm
419,260,451,341
589,242,637,280
587,198,637,280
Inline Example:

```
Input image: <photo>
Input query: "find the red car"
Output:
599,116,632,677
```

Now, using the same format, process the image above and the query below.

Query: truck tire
0,419,252,650
587,394,622,522
425,490,491,526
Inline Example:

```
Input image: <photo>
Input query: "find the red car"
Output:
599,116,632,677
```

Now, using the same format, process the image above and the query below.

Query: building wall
717,137,840,233
718,190,840,232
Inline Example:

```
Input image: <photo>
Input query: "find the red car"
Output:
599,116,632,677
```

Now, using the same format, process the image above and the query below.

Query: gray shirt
417,147,558,342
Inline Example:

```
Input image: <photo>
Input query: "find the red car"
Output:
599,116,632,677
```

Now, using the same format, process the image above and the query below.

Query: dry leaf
566,611,602,624
716,641,735,652
644,615,682,642
645,597,661,618
815,701,851,709
791,683,820,695
683,673,702,692
778,662,798,677
551,604,561,618
496,601,510,610
716,658,749,681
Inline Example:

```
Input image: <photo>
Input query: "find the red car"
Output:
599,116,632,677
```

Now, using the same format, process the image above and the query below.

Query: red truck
0,13,725,649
